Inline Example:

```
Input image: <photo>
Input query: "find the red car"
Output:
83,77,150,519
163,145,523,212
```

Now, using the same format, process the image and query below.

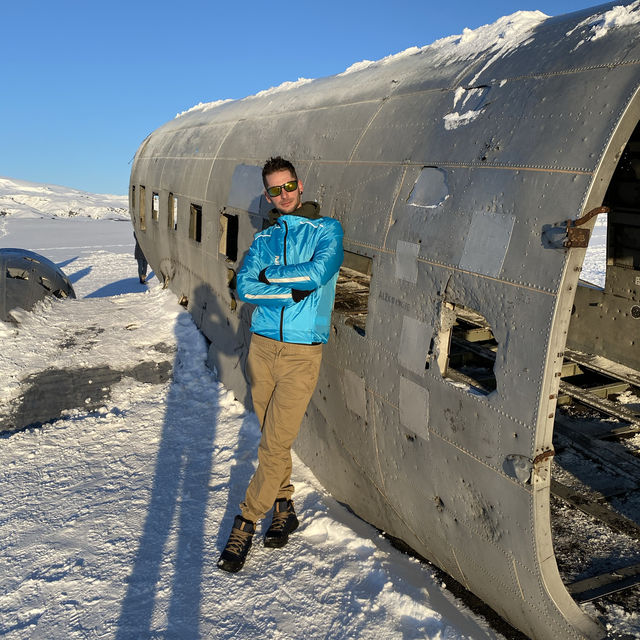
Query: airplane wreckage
129,3,640,638
0,248,75,322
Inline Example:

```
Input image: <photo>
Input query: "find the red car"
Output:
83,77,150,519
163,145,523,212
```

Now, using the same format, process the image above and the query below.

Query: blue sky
2,0,598,195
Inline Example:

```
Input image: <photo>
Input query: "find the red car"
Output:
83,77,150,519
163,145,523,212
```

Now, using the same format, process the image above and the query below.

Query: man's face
264,169,303,215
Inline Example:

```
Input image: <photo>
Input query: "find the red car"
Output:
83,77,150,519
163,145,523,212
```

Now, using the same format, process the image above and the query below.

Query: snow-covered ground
0,177,511,639
0,174,637,640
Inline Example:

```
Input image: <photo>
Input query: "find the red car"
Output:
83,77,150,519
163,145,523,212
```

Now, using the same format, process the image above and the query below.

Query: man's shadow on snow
85,272,156,298
115,281,259,638
212,301,265,545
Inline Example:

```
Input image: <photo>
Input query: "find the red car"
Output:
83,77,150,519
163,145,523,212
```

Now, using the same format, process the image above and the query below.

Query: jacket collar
267,201,320,227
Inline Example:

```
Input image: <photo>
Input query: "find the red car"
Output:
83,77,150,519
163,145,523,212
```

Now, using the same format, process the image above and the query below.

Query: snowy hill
0,176,128,220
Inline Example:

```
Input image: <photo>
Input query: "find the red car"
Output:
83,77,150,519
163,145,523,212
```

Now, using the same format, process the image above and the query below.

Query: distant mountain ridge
0,176,128,220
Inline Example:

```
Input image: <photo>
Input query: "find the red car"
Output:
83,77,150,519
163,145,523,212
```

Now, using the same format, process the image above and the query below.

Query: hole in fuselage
438,302,497,396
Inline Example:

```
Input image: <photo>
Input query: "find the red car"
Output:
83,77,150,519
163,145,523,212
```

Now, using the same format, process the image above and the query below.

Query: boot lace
269,510,290,533
225,528,251,556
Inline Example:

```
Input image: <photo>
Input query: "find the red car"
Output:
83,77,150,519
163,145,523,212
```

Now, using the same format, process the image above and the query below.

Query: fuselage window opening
152,192,159,222
168,193,178,231
189,203,202,243
219,212,239,262
6,268,28,280
333,250,372,337
579,211,607,289
437,302,497,395
139,185,146,231
131,185,136,215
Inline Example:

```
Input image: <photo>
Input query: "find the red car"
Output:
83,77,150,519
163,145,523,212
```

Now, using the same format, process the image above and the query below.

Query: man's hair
262,156,298,187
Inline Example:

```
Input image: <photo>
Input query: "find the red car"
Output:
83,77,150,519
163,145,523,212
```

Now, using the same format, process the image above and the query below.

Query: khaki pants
240,333,322,523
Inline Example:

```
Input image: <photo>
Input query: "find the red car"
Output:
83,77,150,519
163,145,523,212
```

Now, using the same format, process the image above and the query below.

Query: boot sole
263,537,288,548
217,555,248,572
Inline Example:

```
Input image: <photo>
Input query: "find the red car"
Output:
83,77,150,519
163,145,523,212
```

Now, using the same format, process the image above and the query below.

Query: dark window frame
189,203,202,243
168,193,178,231
333,250,372,337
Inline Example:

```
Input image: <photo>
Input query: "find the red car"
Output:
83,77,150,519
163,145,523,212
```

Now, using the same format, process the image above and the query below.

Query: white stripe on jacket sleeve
268,276,312,283
245,293,291,300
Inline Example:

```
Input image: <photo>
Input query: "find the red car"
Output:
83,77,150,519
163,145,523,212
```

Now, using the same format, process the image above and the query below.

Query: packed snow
568,0,640,41
176,2,640,140
175,4,638,136
580,212,607,288
177,10,548,118
0,176,512,639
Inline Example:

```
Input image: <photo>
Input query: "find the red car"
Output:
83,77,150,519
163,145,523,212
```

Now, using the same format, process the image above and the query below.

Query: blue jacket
237,202,344,344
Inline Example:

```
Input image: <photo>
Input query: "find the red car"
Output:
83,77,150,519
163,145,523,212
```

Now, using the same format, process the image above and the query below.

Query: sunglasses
265,180,298,198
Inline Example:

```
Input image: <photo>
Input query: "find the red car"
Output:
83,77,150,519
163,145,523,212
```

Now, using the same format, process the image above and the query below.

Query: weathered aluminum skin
129,4,640,638
0,248,76,321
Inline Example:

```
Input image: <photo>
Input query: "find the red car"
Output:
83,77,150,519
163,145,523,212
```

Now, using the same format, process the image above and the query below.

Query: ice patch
443,109,483,130
453,86,466,109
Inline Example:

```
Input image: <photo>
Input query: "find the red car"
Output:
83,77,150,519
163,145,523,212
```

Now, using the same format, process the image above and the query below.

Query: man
218,157,343,572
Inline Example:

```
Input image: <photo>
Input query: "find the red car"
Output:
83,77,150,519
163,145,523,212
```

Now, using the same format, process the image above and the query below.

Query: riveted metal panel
459,211,516,277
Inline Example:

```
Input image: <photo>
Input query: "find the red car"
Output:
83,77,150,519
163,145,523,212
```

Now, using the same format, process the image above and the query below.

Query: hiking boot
217,515,255,573
264,499,299,548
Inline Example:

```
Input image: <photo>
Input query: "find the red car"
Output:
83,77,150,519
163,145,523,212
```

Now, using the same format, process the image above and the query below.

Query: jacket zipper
279,220,289,342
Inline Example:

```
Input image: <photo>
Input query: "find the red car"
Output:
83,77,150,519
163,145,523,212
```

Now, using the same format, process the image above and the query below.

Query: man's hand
292,289,314,303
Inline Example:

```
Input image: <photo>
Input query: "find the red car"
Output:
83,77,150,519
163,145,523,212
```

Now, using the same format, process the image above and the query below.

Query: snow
0,176,505,638
337,46,422,76
443,110,483,131
176,10,550,136
0,177,128,220
177,11,550,118
444,86,500,131
427,10,546,85
248,78,315,100
176,99,235,118
175,3,640,137
581,212,607,288
568,0,640,41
